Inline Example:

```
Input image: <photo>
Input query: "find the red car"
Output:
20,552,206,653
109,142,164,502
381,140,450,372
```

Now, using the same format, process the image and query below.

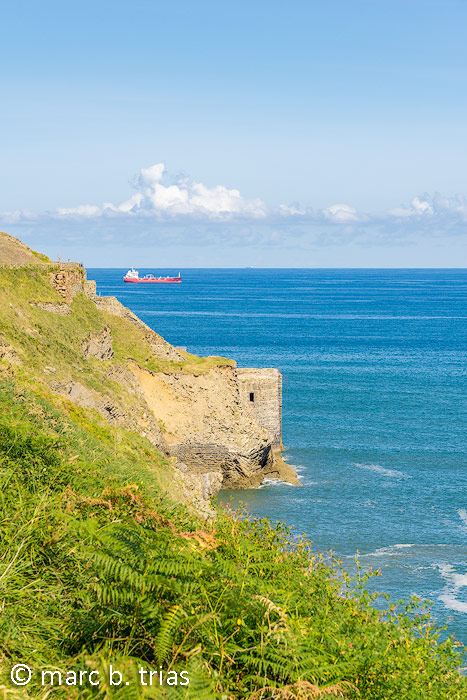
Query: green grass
0,377,466,699
177,350,236,373
0,266,235,382
1,263,466,698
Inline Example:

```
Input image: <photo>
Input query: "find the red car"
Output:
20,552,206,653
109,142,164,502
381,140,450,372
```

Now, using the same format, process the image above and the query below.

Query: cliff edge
0,233,299,514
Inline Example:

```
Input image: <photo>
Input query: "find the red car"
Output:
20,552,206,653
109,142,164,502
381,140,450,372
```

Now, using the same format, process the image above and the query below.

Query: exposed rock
30,302,71,316
82,326,114,360
85,291,185,362
50,377,167,454
129,362,298,491
51,380,99,411
50,266,84,301
262,450,301,486
172,470,220,520
51,380,124,424
0,336,18,364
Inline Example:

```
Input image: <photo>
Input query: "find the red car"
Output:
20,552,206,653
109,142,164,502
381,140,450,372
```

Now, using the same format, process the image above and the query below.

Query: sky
1,0,467,267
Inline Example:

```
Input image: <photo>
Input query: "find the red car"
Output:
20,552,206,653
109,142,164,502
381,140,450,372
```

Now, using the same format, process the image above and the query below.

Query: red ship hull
124,277,181,284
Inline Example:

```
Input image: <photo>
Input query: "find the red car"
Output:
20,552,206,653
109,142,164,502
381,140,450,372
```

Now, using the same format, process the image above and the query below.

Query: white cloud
52,163,267,220
387,193,467,222
278,203,308,216
322,203,362,223
56,204,102,217
388,196,435,218
137,163,166,187
1,163,467,250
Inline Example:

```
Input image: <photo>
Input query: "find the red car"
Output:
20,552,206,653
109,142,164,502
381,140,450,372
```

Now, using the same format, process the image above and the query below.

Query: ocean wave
438,594,467,613
359,544,415,557
438,563,467,613
257,478,296,489
354,463,408,479
458,509,467,527
439,564,467,589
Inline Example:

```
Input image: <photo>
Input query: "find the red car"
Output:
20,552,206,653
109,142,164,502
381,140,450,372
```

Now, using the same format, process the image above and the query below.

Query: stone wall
49,264,85,302
236,368,282,448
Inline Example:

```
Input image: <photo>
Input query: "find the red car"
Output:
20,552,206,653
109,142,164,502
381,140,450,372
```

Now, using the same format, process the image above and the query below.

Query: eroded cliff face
71,272,299,494
0,237,299,514
130,363,277,489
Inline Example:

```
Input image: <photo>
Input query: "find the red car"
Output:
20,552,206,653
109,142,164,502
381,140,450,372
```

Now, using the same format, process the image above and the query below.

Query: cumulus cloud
322,203,363,223
386,192,467,223
50,163,267,220
1,163,467,250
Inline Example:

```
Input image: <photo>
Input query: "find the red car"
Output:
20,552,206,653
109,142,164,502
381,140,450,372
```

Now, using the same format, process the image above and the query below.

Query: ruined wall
49,264,85,302
237,368,282,448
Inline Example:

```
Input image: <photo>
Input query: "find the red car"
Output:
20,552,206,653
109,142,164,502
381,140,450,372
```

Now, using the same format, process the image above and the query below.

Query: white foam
355,463,408,479
438,594,467,613
257,478,296,489
361,544,415,557
438,563,467,613
439,564,467,589
458,509,467,527
282,458,306,474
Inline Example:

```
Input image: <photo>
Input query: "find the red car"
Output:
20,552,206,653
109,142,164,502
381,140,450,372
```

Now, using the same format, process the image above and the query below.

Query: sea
89,268,467,643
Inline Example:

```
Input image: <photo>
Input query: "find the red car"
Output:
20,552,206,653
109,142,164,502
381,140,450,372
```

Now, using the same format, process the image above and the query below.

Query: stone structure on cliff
237,368,283,449
65,263,298,490
0,235,299,501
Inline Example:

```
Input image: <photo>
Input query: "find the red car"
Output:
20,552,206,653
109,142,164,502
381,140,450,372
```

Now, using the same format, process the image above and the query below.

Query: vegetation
0,231,52,265
0,252,466,698
0,266,235,387
0,377,466,699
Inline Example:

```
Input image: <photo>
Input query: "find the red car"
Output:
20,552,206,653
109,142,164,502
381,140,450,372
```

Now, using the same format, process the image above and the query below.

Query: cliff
0,233,298,516
0,233,464,700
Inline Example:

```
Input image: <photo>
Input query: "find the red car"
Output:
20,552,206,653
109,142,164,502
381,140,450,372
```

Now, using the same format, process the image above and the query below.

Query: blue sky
1,0,467,266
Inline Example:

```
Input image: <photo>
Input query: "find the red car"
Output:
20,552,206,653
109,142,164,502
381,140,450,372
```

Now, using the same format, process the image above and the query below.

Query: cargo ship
123,268,181,284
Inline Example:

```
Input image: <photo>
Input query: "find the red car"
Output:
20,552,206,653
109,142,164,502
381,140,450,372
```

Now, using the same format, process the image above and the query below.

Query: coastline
0,241,466,697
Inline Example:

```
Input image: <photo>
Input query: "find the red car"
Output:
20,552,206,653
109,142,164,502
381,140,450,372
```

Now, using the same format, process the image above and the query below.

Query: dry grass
250,681,355,699
0,231,51,265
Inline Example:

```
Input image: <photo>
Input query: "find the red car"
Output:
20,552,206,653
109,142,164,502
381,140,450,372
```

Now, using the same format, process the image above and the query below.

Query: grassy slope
0,231,51,265
0,264,466,699
0,266,233,383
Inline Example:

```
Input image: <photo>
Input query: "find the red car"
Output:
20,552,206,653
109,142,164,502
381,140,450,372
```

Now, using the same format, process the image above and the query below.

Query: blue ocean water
89,268,467,642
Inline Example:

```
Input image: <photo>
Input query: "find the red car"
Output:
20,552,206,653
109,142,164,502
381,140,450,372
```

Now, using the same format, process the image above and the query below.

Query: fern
154,605,184,665
0,379,466,699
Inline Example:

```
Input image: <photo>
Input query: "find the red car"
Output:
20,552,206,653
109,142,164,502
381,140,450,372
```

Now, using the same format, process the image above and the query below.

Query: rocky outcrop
82,326,113,360
50,266,84,302
0,336,18,364
129,362,299,489
50,380,123,421
50,377,167,453
85,289,185,363
30,302,71,315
